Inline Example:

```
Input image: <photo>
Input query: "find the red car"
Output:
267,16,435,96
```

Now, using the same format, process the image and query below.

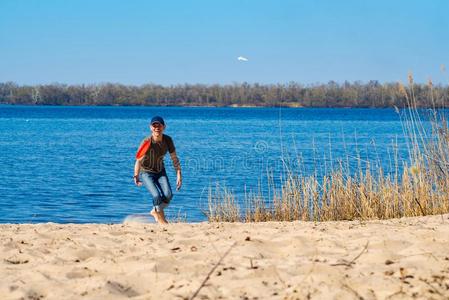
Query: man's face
151,122,164,135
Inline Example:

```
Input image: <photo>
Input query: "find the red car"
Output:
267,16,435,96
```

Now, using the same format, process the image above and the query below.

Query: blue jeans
140,170,173,212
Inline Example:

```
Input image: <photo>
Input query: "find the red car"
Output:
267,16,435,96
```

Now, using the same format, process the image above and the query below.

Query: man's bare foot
150,208,168,225
158,210,169,224
150,208,159,223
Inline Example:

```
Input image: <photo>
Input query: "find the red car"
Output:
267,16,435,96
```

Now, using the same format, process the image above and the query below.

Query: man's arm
133,158,143,186
170,151,182,190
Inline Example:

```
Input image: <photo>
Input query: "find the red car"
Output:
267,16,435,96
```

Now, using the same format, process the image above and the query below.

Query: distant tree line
0,81,448,108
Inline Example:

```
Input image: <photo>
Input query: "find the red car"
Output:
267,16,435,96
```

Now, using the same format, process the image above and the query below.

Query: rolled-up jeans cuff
154,202,168,212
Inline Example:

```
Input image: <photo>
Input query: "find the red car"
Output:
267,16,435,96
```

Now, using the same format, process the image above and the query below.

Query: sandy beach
1,214,449,299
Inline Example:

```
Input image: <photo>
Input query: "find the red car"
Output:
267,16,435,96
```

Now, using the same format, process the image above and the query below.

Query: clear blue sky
1,0,448,85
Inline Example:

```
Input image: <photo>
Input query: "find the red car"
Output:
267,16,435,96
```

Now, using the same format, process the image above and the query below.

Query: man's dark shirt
139,134,176,173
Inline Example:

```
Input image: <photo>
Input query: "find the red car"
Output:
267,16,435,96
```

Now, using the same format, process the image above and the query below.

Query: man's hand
134,175,142,187
176,173,182,191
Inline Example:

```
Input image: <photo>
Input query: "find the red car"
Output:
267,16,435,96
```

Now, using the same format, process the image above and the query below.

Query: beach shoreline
2,214,449,299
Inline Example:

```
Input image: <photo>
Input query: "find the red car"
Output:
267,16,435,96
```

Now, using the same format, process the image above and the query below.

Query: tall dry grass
206,76,449,222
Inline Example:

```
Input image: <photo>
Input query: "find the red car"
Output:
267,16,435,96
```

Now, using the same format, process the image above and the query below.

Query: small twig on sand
190,241,237,300
331,241,369,267
403,252,439,261
349,241,369,263
385,288,405,300
419,278,444,296
342,283,364,300
273,267,287,288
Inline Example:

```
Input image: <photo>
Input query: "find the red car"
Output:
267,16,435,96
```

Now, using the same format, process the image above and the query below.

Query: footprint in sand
66,267,97,279
106,280,139,297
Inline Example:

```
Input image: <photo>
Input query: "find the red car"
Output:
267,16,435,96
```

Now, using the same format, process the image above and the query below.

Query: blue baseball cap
150,116,165,126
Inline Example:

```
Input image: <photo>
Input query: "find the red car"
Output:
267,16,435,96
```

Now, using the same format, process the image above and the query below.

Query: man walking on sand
133,116,182,224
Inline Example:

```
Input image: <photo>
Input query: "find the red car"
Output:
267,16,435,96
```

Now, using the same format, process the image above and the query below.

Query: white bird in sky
237,56,249,62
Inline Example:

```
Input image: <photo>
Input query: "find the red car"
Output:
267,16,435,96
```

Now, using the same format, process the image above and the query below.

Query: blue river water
0,105,422,223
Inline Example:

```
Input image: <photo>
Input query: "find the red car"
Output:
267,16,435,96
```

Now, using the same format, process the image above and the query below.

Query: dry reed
206,76,449,222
